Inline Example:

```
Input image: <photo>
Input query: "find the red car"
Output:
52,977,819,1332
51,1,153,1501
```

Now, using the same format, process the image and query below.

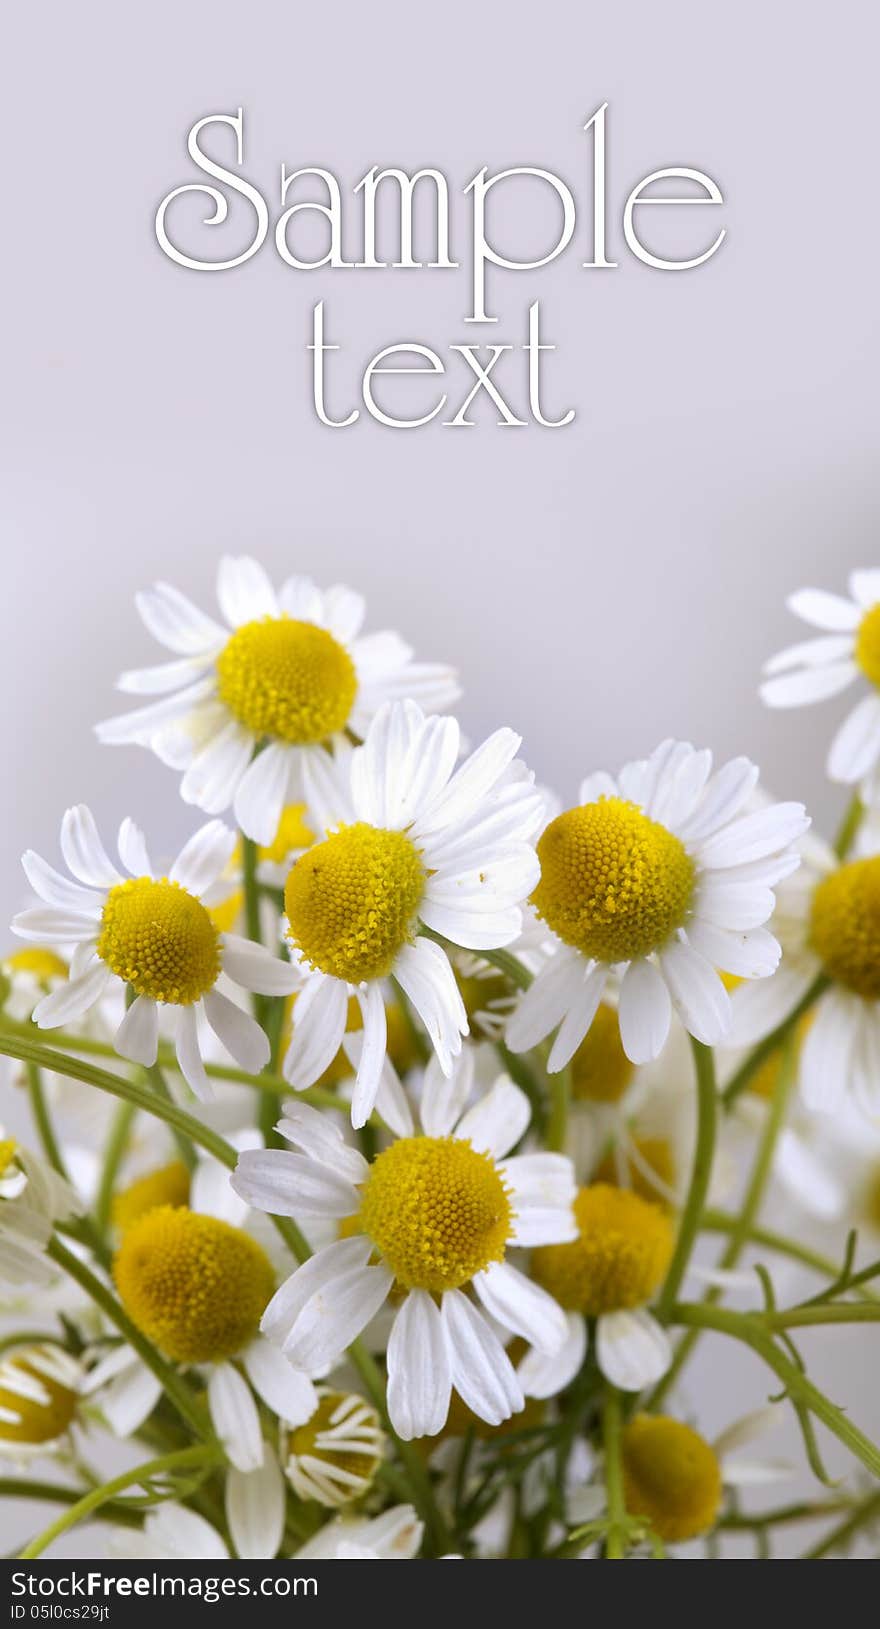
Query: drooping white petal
547,964,608,1071
281,1261,394,1373
203,989,270,1073
114,995,160,1067
208,1363,264,1472
220,933,301,996
827,693,880,784
502,1153,578,1246
174,1004,212,1100
180,721,254,815
595,1308,671,1391
685,920,781,980
393,936,467,1075
453,1077,530,1160
33,960,111,1028
242,1338,318,1427
350,982,387,1129
95,677,217,745
141,1502,230,1560
386,1290,452,1440
231,1148,359,1220
282,974,349,1090
226,1452,285,1560
420,1048,474,1138
799,990,858,1112
260,1237,373,1345
659,940,731,1046
726,963,815,1047
234,744,293,846
473,1261,567,1354
505,949,586,1055
441,1289,524,1426
517,1312,586,1400
618,959,672,1064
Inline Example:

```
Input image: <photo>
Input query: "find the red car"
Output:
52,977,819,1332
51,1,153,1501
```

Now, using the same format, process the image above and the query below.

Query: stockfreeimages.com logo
10,1573,317,1609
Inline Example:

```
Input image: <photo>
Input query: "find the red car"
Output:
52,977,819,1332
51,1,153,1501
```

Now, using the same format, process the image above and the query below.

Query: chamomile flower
0,1344,84,1463
729,823,880,1118
12,806,299,1099
506,740,808,1070
279,698,544,1127
282,1388,385,1506
95,557,459,844
232,1079,577,1440
760,570,880,783
293,1504,424,1560
0,1137,81,1286
531,1183,674,1392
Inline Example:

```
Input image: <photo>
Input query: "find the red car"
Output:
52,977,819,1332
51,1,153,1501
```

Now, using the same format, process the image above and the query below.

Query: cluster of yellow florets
359,1136,513,1292
532,1183,672,1314
217,617,357,743
285,822,425,982
97,877,221,1004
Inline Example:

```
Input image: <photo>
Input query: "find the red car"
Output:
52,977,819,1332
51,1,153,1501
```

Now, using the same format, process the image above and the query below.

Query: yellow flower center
358,1136,513,1292
260,803,314,865
855,603,880,688
532,1184,672,1315
287,1391,383,1505
809,857,880,999
621,1414,722,1543
0,1349,78,1446
0,1139,18,1179
570,1003,636,1103
113,1206,275,1363
285,823,426,983
594,1137,676,1207
112,1160,191,1234
532,798,695,963
97,877,221,1005
4,948,68,981
216,617,357,744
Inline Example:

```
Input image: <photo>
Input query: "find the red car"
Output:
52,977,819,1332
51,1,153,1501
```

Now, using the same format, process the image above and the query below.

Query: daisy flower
0,1344,84,1465
231,1079,578,1441
0,1137,81,1287
292,1504,424,1561
94,557,460,844
282,1387,385,1507
728,822,880,1117
278,698,544,1127
11,806,299,1099
506,740,808,1070
531,1182,674,1392
760,569,880,783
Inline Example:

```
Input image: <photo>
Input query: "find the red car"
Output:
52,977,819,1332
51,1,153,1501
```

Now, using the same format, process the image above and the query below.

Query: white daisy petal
277,574,325,623
774,1129,846,1219
203,989,270,1074
827,693,880,784
676,758,759,843
412,728,522,837
281,1261,394,1373
693,879,776,931
761,662,858,708
618,959,672,1064
517,1312,586,1400
283,975,349,1090
685,921,781,980
799,990,858,1112
231,1148,359,1220
849,570,880,608
273,1101,368,1184
763,634,856,675
473,1261,568,1354
441,1289,524,1426
61,805,123,888
226,1453,285,1561
174,1004,212,1100
578,771,618,803
420,1049,474,1138
261,1237,373,1344
351,982,387,1129
659,940,731,1046
95,678,217,745
169,820,236,896
596,1308,671,1391
697,803,809,870
114,995,160,1067
386,1290,452,1440
220,934,301,996
787,587,861,631
13,906,105,944
506,950,585,1055
323,584,366,643
180,722,255,815
136,581,227,655
393,937,467,1074
547,964,608,1071
727,963,814,1046
217,555,279,626
33,960,111,1028
453,1077,530,1160
234,745,293,846
21,851,104,913
117,817,153,878
713,1405,785,1459
208,1363,263,1472
242,1338,318,1426
100,1362,164,1438
502,1152,578,1246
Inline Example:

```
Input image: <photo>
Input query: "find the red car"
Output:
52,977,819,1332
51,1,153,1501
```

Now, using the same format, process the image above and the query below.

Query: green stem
700,1211,880,1302
94,1101,137,1235
766,1303,880,1330
671,1301,880,1480
655,1038,717,1322
241,836,263,949
718,1499,854,1532
602,1388,626,1559
17,1445,221,1560
46,1238,211,1442
801,1488,880,1559
833,792,865,861
652,1036,797,1408
479,945,534,992
722,974,828,1109
146,1062,195,1172
0,1480,143,1529
25,1061,69,1181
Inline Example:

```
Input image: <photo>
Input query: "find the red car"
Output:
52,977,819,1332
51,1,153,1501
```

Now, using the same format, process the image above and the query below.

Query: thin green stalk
801,1488,880,1559
46,1238,211,1441
479,945,534,992
25,1061,69,1181
94,1101,137,1235
701,1211,880,1302
18,1445,221,1559
722,974,827,1108
602,1389,626,1559
766,1303,880,1330
671,1301,880,1481
655,1038,717,1322
652,1037,797,1408
546,1062,571,1152
833,792,864,861
0,1480,143,1529
718,1499,854,1532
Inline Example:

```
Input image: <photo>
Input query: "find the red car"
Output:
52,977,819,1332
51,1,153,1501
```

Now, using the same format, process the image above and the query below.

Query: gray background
2,0,879,1556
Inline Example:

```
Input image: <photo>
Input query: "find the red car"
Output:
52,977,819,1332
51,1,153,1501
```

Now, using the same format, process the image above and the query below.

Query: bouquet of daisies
2,556,879,1562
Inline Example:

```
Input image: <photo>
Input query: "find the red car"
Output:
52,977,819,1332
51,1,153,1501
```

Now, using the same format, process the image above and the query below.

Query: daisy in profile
95,557,459,843
0,1136,81,1286
729,824,880,1119
506,740,808,1070
279,698,544,1126
0,1344,85,1466
760,569,880,783
232,1082,577,1441
12,806,299,1098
